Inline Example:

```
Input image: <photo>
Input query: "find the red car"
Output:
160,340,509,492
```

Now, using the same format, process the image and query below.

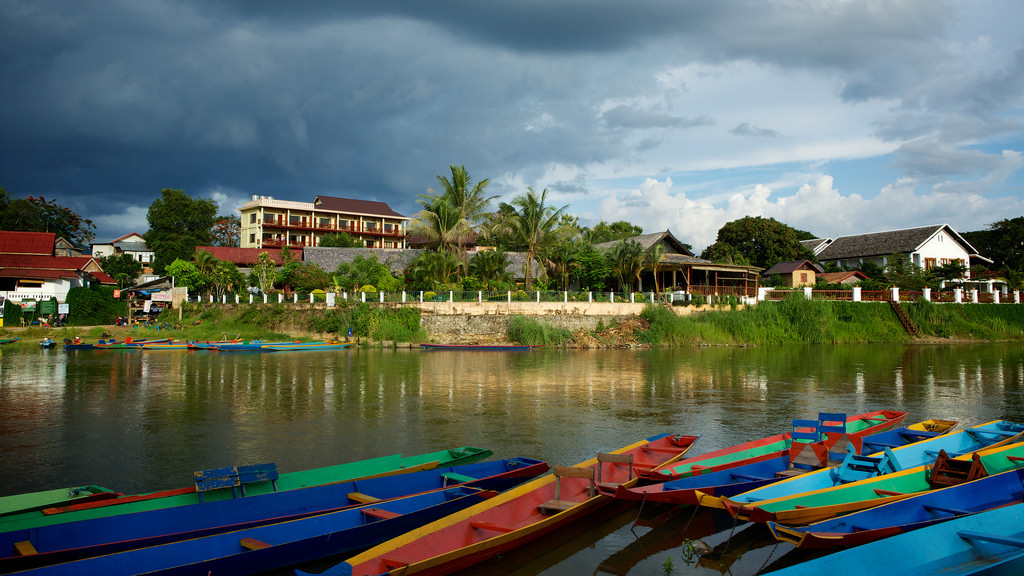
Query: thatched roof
594,230,695,256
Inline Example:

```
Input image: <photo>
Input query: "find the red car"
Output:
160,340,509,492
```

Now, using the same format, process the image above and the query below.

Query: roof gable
312,196,407,219
817,225,978,261
0,231,55,255
762,260,824,276
594,230,695,257
112,232,146,243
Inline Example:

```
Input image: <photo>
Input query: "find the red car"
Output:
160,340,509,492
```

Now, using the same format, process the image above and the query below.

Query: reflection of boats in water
696,522,783,574
593,505,735,576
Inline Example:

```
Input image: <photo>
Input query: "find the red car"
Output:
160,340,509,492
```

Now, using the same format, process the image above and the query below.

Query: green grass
507,315,572,346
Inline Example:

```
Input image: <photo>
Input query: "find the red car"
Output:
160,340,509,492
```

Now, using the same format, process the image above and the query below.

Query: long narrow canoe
0,458,547,572
419,343,542,351
0,337,20,344
644,410,907,482
703,420,1024,517
0,486,118,518
617,419,957,505
305,433,699,576
94,338,174,349
262,341,355,351
211,341,301,351
762,503,1024,576
9,486,499,576
0,446,492,533
769,467,1024,549
720,437,1024,525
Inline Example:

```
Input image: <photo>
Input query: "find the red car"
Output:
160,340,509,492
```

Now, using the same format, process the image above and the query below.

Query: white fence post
1016,290,1021,304
380,291,384,303
758,287,770,301
419,291,423,303
478,291,482,303
449,291,453,302
508,291,511,303
610,292,614,303
263,293,268,304
891,287,899,302
803,286,813,299
630,292,634,303
361,292,366,303
536,291,540,303
564,291,568,303
994,290,1000,304
402,291,406,303
852,286,861,302
249,294,253,304
277,293,283,304
972,290,979,303
955,288,962,303
588,292,592,303
923,287,931,302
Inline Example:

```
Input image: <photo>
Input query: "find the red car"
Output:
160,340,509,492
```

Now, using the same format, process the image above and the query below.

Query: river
2,343,1023,574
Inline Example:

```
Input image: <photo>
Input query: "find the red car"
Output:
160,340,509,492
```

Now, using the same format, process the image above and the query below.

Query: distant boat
0,337,19,345
261,341,355,351
39,338,55,348
419,343,542,351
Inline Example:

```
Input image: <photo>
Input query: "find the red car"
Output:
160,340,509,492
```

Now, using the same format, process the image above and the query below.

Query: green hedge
65,287,127,326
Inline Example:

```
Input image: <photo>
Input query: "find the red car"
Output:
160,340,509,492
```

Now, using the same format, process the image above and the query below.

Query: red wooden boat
299,433,699,576
641,410,907,482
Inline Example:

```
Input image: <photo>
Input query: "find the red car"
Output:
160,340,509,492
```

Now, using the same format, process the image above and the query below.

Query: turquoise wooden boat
0,446,492,533
763,503,1024,576
720,437,1024,525
419,343,542,351
262,341,355,351
769,467,1024,549
702,420,1024,517
0,486,117,518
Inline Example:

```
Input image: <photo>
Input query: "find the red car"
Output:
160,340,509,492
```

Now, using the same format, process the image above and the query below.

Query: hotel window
249,234,255,243
249,213,256,224
924,258,936,270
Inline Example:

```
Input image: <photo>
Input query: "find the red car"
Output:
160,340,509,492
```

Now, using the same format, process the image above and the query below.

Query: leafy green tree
165,259,205,292
318,232,363,248
248,252,277,294
583,221,644,244
0,187,96,245
545,242,578,291
65,286,125,325
98,254,143,288
145,189,218,274
645,244,666,293
499,188,568,290
963,217,1024,271
334,255,402,293
467,249,511,287
701,216,814,269
607,239,645,292
412,165,496,259
883,253,928,290
574,243,610,291
405,251,464,290
209,260,245,299
931,260,968,284
211,215,240,247
289,263,332,293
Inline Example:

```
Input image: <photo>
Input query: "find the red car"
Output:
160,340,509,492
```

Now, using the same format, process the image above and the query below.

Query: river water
2,343,1024,575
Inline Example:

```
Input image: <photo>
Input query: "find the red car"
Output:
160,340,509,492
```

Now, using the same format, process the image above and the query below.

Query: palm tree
608,239,644,292
409,194,464,253
545,242,578,291
435,165,497,258
645,244,666,294
503,188,568,290
467,249,511,286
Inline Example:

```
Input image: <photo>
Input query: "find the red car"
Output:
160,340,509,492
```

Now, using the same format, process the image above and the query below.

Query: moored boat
643,409,907,482
616,418,957,506
4,486,499,576
262,341,355,351
0,446,492,533
720,434,1024,525
0,486,118,518
419,343,542,351
0,457,547,572
304,432,698,576
0,337,19,344
768,467,1024,549
762,502,1024,576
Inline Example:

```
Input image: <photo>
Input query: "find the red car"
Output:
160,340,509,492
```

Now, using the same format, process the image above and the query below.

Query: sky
2,1,1024,253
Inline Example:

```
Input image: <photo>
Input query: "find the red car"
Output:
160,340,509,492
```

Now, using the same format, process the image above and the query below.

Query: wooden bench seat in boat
596,452,634,491
193,462,279,503
240,537,272,550
928,450,987,489
538,466,595,515
347,491,381,504
361,507,403,520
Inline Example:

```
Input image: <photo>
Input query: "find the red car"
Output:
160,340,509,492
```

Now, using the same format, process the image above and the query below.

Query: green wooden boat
721,440,1024,525
0,485,118,518
0,446,491,533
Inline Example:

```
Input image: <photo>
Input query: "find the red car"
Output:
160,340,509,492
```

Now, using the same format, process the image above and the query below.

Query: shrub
508,315,571,346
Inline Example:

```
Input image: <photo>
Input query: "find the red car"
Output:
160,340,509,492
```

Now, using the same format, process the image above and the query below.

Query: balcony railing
259,216,406,238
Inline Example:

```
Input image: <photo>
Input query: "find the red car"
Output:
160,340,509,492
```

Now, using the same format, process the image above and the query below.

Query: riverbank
2,298,1023,350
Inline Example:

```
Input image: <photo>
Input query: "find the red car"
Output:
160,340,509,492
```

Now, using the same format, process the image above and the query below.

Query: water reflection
1,343,1024,574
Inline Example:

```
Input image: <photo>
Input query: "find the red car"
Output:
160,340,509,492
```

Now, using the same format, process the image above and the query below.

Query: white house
91,233,155,267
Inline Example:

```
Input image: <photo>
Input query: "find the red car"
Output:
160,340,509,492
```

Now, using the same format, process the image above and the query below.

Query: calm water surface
2,343,1024,575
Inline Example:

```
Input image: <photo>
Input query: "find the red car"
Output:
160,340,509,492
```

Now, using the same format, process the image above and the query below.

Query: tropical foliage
97,254,143,288
0,186,96,245
145,188,218,274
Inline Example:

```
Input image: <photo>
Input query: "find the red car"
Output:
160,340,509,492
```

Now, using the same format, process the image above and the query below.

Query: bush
65,287,127,326
508,315,571,346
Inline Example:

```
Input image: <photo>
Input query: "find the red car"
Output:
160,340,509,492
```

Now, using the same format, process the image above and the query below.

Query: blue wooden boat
0,457,546,572
701,420,1024,514
762,502,1024,576
616,419,958,506
769,467,1024,549
419,343,542,351
6,486,497,576
262,341,355,351
211,340,300,351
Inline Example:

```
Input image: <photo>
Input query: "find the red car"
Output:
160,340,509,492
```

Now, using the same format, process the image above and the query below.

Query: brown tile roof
762,260,824,276
818,271,869,284
313,196,407,219
195,246,300,266
594,230,695,256
0,231,55,255
817,225,978,261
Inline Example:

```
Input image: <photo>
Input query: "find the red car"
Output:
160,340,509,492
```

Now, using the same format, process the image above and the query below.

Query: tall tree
963,217,1024,271
418,165,497,259
701,216,815,270
584,220,643,244
0,187,96,245
467,249,512,287
409,193,465,253
211,215,241,247
146,189,218,274
97,254,143,288
499,188,568,290
645,244,666,293
607,239,645,292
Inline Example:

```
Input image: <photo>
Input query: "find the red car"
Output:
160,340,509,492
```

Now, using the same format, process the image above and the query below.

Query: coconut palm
502,188,568,290
467,249,511,285
608,239,645,292
436,165,497,258
645,244,666,294
409,193,464,253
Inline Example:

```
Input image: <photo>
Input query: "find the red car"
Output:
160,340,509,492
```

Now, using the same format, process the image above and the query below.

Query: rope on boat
682,502,701,533
718,513,741,559
630,492,648,537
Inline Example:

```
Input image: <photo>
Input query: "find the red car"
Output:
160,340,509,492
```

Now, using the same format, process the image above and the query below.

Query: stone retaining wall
420,314,620,344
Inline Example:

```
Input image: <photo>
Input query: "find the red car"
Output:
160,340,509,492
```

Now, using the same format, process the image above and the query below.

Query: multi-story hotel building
239,195,409,250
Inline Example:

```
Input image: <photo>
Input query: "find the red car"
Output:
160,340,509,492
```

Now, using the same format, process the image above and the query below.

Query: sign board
151,292,173,302
39,300,56,315
114,289,121,298
143,301,152,313
326,292,336,307
0,295,5,318
58,303,70,315
20,300,36,312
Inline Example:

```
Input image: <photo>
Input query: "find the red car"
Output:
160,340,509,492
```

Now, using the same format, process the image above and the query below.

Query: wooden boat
0,457,547,572
94,337,173,349
262,341,355,351
762,502,1024,576
0,337,19,344
0,446,492,533
643,410,907,482
4,486,500,576
211,340,301,351
616,419,957,505
306,432,699,576
719,436,1024,525
769,467,1024,549
0,486,118,518
419,343,542,351
703,420,1024,522
39,338,55,348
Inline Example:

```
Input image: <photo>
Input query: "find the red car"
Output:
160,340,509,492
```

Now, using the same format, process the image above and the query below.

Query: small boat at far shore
0,337,20,345
419,343,542,351
262,341,354,351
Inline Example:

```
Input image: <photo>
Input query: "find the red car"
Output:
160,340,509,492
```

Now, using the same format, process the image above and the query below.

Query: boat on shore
0,457,546,572
0,337,19,345
419,343,542,351
305,433,698,576
762,502,1024,576
0,446,493,533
